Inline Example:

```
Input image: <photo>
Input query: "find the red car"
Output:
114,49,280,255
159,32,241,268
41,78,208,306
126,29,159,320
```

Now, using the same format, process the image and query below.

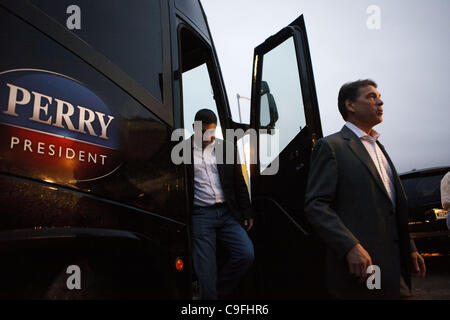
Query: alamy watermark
366,264,381,290
66,264,81,290
366,5,381,30
170,121,280,175
66,5,81,30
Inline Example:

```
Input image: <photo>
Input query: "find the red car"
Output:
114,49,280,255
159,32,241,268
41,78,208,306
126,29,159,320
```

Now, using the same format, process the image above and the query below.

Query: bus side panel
0,5,189,298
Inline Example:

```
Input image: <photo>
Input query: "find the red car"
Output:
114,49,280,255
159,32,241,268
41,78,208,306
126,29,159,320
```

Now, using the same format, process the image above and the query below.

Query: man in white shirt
305,79,426,299
186,109,254,300
441,171,450,230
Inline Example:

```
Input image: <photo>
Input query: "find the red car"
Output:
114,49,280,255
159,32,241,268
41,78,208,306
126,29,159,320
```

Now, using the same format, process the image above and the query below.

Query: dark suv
400,167,450,254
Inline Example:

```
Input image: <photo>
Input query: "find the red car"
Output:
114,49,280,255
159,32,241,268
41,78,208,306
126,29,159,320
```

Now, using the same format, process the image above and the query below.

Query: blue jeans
191,205,254,299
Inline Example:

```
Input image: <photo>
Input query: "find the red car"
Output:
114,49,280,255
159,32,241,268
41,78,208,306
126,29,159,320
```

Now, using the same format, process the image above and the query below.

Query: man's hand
346,243,373,283
244,219,254,231
411,251,426,277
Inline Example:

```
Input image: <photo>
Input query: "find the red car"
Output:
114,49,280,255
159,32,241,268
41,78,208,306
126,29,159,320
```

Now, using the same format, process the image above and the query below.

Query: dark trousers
191,204,254,299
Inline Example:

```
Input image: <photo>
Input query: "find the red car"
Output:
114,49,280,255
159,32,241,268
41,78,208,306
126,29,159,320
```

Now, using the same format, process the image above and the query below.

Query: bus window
179,28,223,139
31,0,164,103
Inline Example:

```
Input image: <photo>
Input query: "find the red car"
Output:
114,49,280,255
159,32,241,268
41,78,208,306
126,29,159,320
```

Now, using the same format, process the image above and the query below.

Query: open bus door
247,15,328,299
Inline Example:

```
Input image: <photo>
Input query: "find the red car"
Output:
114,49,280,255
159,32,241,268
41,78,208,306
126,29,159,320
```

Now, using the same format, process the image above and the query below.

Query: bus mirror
260,81,279,132
260,80,270,95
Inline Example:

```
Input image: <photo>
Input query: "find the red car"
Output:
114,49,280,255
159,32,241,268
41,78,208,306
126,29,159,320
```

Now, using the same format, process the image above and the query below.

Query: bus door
248,15,327,298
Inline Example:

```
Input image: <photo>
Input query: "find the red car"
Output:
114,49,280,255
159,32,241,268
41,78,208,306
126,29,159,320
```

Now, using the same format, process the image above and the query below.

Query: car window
402,174,444,200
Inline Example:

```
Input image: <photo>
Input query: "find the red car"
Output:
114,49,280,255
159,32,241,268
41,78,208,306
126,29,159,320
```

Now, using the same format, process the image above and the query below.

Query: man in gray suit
304,79,426,299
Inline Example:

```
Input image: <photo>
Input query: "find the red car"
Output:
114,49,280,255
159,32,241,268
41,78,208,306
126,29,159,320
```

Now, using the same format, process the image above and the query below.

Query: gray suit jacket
304,125,415,299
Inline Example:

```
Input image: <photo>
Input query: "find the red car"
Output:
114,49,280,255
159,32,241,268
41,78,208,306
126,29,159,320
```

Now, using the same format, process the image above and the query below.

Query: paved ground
408,255,450,300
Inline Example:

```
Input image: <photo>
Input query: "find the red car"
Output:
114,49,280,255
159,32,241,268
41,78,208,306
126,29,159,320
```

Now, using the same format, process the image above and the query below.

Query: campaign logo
0,69,121,183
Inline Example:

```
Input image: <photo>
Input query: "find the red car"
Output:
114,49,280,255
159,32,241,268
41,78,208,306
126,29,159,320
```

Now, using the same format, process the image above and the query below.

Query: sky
201,0,450,173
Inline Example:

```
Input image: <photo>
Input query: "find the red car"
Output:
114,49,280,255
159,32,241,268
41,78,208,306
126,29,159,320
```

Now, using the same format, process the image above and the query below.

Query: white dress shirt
441,171,450,231
193,141,226,207
345,121,396,206
442,171,450,211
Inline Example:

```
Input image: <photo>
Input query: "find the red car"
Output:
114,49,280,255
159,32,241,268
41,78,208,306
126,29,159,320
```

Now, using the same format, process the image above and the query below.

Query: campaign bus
0,0,325,298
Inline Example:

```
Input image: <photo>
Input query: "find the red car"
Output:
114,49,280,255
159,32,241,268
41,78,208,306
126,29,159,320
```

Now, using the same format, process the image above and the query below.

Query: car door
248,15,327,298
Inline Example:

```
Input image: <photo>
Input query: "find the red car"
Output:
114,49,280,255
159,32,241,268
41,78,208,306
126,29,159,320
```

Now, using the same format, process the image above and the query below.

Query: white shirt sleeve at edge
441,172,450,230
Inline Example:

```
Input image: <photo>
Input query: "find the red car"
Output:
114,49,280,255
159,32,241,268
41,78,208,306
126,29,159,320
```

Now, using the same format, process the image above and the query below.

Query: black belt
193,202,227,209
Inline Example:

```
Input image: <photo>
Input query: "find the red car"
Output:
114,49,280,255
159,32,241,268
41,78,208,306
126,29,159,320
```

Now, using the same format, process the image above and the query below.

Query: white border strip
0,68,82,84
69,163,123,183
